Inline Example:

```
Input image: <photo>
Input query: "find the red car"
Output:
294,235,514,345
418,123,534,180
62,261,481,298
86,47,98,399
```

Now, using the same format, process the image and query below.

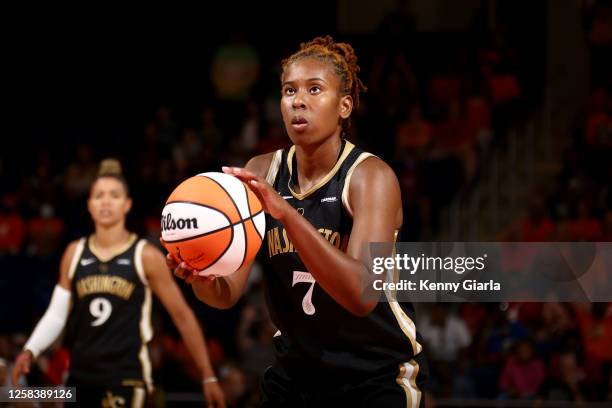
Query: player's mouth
99,209,112,217
291,116,309,131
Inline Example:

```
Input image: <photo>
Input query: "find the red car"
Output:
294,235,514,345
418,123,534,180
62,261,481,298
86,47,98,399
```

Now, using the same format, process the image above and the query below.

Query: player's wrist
202,375,218,384
277,201,295,223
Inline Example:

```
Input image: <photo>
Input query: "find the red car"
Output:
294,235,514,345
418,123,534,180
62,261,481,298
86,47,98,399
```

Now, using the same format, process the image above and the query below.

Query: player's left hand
222,166,291,220
203,380,226,408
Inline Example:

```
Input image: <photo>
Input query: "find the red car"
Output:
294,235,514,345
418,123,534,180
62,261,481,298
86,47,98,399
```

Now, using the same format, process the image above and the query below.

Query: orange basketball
161,172,265,276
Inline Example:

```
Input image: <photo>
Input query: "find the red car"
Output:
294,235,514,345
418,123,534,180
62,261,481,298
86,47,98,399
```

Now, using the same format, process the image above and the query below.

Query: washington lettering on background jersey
263,139,426,402
63,234,153,391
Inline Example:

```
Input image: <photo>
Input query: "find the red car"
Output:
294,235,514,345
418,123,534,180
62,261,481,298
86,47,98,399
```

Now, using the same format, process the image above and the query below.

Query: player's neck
294,134,341,190
93,224,130,249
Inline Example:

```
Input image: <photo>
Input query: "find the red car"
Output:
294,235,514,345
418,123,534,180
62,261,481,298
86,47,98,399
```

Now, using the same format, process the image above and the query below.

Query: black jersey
64,234,153,391
263,140,426,389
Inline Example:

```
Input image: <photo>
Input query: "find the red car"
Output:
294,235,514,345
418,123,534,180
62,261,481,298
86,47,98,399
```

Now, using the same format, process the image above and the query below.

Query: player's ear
124,197,133,214
339,95,353,119
86,197,94,217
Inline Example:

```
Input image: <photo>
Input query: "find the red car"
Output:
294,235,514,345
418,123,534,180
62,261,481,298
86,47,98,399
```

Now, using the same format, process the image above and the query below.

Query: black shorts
66,376,148,408
261,359,427,408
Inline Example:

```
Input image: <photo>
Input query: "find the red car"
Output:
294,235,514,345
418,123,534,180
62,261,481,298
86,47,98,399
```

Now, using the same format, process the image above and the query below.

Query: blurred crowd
1,0,611,405
421,2,611,403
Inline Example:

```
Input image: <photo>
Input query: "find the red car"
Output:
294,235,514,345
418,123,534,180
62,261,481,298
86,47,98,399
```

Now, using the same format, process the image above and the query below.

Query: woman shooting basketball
13,159,225,408
170,36,427,407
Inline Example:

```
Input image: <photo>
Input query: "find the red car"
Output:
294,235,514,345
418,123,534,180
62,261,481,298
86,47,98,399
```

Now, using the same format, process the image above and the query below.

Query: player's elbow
348,299,377,317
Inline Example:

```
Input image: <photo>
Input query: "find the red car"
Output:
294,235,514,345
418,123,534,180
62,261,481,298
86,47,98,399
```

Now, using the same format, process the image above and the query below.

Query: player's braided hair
92,158,130,195
282,35,367,132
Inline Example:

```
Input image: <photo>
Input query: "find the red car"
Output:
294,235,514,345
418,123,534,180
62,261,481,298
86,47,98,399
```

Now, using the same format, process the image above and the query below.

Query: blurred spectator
420,304,471,396
369,49,418,156
499,339,545,399
464,93,493,150
20,151,59,217
0,357,6,386
173,126,203,179
394,104,432,155
0,194,25,254
432,100,479,183
218,362,251,408
256,125,287,156
199,105,224,155
603,209,612,240
236,99,262,157
573,303,612,365
543,348,586,401
509,198,555,241
585,86,612,148
376,0,416,51
156,105,180,148
43,347,70,385
420,305,472,363
62,144,97,202
26,204,64,257
428,75,462,118
570,198,604,241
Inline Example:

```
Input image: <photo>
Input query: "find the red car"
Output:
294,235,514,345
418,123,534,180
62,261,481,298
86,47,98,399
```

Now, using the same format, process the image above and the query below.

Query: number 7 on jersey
292,271,317,315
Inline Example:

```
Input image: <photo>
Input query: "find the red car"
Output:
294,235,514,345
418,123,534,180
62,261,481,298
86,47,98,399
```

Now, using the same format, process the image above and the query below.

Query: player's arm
11,241,78,385
142,243,225,408
171,152,275,309
223,156,401,317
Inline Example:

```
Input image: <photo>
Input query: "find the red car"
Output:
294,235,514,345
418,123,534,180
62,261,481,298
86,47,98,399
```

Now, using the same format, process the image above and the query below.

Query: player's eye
309,86,321,94
283,87,295,96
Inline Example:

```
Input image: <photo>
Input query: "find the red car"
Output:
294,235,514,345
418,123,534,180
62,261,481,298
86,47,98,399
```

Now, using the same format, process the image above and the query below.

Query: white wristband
202,376,218,384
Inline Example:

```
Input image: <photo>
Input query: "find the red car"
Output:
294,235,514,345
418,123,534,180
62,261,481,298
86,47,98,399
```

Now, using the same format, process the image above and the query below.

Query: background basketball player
12,159,226,408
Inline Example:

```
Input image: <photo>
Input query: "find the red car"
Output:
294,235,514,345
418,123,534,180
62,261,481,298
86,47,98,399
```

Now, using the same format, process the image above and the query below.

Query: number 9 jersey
63,234,154,391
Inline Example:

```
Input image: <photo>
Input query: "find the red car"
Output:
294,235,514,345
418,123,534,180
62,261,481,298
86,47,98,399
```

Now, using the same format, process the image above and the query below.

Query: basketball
161,172,265,276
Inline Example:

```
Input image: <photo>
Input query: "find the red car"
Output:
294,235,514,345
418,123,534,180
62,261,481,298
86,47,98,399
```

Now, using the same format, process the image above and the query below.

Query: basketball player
12,160,226,408
170,36,427,407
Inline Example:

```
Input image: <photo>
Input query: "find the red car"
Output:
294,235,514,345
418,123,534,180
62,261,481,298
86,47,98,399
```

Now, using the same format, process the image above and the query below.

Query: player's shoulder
141,240,164,262
350,154,397,185
63,237,86,259
59,238,87,283
245,151,279,179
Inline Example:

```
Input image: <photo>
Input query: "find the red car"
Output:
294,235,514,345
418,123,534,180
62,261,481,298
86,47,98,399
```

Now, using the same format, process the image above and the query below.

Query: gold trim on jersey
286,140,355,200
266,149,284,185
68,238,86,281
383,231,423,356
88,233,138,263
134,240,148,285
121,379,144,387
138,287,153,392
341,152,375,217
132,387,146,408
396,360,422,408
134,240,154,392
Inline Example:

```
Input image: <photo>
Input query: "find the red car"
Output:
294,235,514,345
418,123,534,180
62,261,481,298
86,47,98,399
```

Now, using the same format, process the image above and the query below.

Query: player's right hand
161,238,216,285
11,350,32,385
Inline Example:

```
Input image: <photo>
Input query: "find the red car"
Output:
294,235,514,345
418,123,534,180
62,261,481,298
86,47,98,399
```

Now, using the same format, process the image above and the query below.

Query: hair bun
98,158,123,177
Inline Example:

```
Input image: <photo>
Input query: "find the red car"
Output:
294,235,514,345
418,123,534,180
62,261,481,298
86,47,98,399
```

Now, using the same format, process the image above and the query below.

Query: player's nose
292,90,306,109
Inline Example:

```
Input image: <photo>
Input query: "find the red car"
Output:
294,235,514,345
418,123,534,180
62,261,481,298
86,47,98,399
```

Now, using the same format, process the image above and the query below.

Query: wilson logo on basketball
161,213,199,231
